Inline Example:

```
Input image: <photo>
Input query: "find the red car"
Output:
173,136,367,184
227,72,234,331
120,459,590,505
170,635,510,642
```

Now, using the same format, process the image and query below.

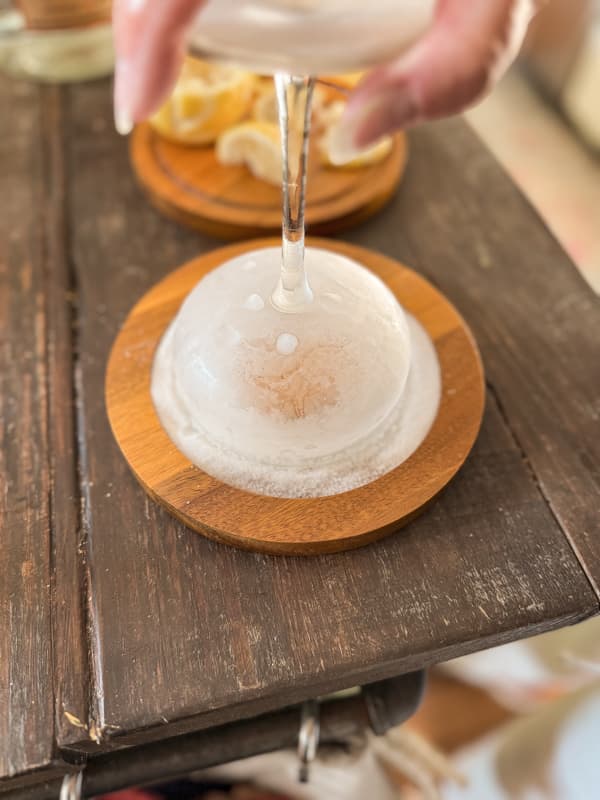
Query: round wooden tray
130,124,407,240
106,238,485,555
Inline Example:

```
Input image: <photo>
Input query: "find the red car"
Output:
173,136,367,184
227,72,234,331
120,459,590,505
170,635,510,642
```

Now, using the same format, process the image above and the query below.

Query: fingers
112,0,541,142
113,0,205,134
329,0,540,162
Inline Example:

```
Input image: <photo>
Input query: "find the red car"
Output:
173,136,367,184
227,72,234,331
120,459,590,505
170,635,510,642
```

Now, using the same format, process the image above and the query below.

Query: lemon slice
318,101,393,168
252,86,279,125
322,71,365,90
150,58,256,145
316,71,365,103
216,121,282,185
314,99,347,132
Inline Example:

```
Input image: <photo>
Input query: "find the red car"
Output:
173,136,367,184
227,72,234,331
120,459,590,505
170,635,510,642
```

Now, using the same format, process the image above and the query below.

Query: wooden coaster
106,238,484,555
130,124,408,240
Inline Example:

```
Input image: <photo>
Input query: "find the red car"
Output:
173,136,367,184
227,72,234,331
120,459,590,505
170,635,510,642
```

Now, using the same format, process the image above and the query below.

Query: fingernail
114,58,134,136
114,106,133,136
328,90,418,164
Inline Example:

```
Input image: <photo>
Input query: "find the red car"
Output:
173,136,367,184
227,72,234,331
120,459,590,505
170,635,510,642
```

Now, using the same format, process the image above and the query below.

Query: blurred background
468,0,600,294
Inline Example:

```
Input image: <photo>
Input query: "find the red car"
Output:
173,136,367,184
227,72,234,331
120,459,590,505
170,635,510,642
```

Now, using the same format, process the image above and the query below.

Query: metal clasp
297,699,320,783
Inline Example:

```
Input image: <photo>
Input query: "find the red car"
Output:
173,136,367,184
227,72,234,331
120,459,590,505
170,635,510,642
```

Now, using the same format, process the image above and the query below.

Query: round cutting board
106,238,485,555
130,124,408,240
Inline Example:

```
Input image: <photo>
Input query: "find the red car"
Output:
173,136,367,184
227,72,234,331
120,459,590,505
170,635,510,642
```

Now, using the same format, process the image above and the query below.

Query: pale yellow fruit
252,86,279,125
320,131,393,169
216,121,282,186
322,71,365,90
316,71,365,104
318,101,393,168
150,58,256,145
314,100,346,132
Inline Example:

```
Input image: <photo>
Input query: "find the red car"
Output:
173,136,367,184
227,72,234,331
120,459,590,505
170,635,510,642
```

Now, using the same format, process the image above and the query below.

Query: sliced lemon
150,58,256,145
322,71,365,90
252,85,279,125
318,101,393,168
320,129,393,169
216,121,282,185
316,71,365,103
314,99,347,132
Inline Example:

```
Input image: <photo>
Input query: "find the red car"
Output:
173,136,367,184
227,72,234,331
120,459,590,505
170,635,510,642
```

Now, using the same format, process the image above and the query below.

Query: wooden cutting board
130,123,408,239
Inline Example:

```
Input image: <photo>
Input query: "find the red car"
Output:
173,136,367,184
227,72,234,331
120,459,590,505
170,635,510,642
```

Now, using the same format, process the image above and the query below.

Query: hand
330,0,544,161
113,0,542,146
112,0,206,134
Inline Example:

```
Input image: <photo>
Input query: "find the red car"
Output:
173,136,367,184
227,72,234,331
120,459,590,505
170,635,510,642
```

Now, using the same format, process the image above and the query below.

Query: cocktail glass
151,0,441,498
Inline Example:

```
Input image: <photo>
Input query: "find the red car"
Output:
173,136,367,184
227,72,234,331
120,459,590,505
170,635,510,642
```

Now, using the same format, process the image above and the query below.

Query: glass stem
271,73,315,312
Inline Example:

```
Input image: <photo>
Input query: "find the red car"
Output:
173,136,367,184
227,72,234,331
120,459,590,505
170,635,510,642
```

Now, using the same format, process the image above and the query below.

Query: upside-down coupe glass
151,0,441,498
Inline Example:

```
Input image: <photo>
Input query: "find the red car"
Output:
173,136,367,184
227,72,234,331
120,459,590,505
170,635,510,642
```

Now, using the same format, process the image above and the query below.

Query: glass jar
0,0,113,82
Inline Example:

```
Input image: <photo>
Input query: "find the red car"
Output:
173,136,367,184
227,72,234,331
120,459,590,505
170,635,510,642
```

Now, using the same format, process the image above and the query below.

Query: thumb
329,0,541,163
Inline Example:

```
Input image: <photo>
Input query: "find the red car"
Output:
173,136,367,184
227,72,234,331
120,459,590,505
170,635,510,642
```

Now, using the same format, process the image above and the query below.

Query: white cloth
200,737,400,800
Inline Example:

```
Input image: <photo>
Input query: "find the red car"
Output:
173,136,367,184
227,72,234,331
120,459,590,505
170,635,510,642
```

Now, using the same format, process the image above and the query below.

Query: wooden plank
347,119,600,596
0,79,54,778
0,765,68,798
40,87,90,749
0,81,89,788
65,79,597,750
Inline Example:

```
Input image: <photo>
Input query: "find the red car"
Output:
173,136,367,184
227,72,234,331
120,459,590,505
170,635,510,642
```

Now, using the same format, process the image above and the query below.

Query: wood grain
62,80,597,752
346,121,600,597
130,123,407,239
106,239,485,554
0,79,54,779
2,74,599,791
0,80,90,792
41,88,90,750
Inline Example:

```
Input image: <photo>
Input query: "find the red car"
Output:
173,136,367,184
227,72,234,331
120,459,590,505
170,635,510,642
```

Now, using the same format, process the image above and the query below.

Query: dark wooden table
1,74,599,796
